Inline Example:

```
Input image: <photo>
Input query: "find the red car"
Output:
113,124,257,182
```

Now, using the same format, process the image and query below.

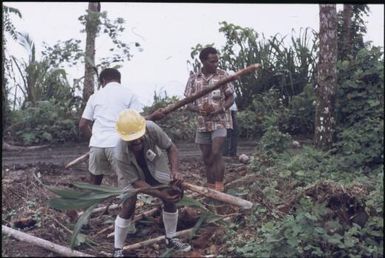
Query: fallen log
2,225,92,257
182,182,253,210
65,64,261,168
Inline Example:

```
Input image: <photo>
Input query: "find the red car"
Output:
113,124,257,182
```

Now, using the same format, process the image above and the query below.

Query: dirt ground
2,141,257,257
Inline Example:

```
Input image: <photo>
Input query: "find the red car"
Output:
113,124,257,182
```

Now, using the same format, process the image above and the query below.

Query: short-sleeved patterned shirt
184,68,234,132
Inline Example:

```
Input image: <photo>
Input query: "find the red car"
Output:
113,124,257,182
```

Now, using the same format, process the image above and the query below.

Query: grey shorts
89,147,116,176
195,128,227,144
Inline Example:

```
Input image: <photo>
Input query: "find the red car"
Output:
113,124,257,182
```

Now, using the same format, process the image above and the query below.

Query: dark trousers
223,111,238,156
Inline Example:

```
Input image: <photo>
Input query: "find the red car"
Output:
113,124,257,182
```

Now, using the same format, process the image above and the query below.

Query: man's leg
90,174,103,185
162,201,191,252
114,196,137,255
199,144,215,188
211,136,226,192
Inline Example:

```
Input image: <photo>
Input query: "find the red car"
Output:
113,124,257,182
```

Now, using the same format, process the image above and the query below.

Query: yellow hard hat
116,109,146,141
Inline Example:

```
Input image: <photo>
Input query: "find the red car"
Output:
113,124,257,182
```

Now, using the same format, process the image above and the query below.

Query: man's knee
120,196,137,219
162,201,177,213
90,174,103,185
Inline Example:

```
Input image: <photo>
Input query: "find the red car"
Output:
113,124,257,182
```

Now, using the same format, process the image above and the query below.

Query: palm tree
314,4,337,149
3,5,22,127
11,32,71,108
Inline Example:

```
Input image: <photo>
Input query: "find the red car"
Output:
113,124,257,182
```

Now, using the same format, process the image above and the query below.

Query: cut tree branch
2,225,92,257
182,182,253,209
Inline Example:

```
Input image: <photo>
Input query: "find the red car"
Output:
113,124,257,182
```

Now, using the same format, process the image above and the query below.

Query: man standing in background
223,93,239,157
184,47,234,193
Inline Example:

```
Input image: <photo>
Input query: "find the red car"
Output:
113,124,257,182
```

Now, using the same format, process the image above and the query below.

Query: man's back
82,82,141,147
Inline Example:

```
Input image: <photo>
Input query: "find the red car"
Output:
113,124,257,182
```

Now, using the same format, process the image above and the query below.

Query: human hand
199,102,215,116
158,186,183,203
170,170,184,188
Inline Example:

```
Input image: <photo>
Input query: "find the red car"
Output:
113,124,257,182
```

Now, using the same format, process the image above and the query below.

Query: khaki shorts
89,147,116,176
195,128,227,144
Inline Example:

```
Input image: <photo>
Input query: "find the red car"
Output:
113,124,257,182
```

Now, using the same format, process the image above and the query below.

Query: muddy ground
2,141,257,257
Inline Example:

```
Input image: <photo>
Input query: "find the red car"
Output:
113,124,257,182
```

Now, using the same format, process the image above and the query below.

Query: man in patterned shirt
184,46,234,193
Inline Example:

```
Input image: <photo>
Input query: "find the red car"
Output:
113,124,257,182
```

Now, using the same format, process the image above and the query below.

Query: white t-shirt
81,82,142,147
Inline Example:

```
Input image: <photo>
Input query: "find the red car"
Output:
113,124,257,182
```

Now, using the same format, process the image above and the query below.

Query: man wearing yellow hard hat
112,109,191,257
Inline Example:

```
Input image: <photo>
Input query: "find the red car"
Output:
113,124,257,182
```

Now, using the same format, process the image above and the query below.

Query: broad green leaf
76,192,118,201
49,197,101,210
72,182,125,193
176,196,206,210
47,187,92,199
70,203,98,249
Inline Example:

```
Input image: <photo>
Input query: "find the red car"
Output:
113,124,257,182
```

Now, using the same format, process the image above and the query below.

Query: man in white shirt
79,68,163,185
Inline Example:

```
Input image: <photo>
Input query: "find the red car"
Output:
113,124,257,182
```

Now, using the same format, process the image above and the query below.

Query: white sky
4,2,384,107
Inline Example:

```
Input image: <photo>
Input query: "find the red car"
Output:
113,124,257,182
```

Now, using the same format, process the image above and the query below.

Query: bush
335,46,384,168
142,91,196,142
9,99,80,145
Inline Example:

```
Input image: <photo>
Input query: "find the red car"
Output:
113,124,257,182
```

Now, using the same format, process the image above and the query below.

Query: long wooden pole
182,182,253,210
162,63,261,114
65,64,261,169
2,225,92,257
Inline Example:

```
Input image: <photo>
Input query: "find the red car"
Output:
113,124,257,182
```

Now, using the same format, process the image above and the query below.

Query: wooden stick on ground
2,225,92,257
65,152,90,169
103,207,160,238
117,216,233,254
123,228,194,252
65,64,261,169
182,182,253,210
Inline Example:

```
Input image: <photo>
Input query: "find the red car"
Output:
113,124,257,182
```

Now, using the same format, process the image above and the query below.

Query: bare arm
79,118,93,139
166,143,183,186
132,179,180,203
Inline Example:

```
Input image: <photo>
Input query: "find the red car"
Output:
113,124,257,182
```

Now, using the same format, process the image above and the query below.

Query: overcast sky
4,2,384,107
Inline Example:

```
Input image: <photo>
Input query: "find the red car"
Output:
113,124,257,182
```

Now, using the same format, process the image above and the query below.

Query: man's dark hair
99,68,121,83
199,47,218,61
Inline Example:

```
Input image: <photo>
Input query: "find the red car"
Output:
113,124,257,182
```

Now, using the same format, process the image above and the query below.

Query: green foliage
3,5,22,41
237,138,384,258
142,90,196,142
9,99,81,145
41,39,83,68
189,22,318,112
335,46,384,168
337,4,369,60
237,110,263,139
78,10,142,67
259,126,292,155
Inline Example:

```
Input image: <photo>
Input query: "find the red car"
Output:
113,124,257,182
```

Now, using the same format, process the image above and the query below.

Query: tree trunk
315,4,338,149
83,2,100,103
342,4,353,58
